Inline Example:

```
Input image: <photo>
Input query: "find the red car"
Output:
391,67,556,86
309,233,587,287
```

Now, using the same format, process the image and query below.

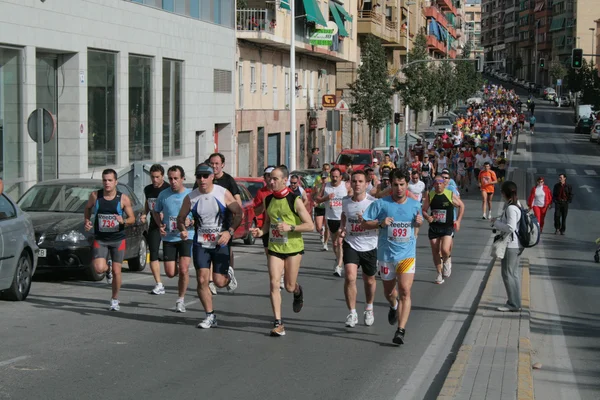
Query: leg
334,231,343,267
538,207,547,232
147,228,162,285
197,268,213,312
532,206,542,231
440,236,452,264
362,273,376,306
178,256,191,299
560,203,568,233
382,279,398,308
397,272,415,329
500,248,522,309
430,238,442,274
486,192,494,216
164,261,178,278
344,263,358,310
554,205,561,232
268,255,286,320
110,262,123,300
108,240,126,300
481,191,488,216
211,245,232,288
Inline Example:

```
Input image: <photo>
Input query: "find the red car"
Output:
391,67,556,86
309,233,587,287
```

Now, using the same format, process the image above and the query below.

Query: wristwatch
228,228,235,236
290,225,296,232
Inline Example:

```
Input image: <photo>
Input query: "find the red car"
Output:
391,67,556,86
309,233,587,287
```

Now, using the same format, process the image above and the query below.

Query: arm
374,186,391,199
422,194,432,222
253,191,265,215
219,190,244,245
119,195,136,226
493,206,519,234
314,184,330,203
176,195,192,239
527,187,535,209
289,197,314,233
453,196,465,231
83,191,99,231
544,186,553,208
489,171,498,185
301,191,310,209
0,179,3,196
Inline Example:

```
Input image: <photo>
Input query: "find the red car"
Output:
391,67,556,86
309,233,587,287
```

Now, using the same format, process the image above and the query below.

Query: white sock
392,301,398,310
350,308,357,315
365,304,373,311
177,297,184,303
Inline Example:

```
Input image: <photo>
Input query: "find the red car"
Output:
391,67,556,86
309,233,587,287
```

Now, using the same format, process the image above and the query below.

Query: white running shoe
150,283,165,295
197,314,217,329
323,243,329,251
487,212,492,220
209,281,218,295
109,299,120,311
435,273,445,285
333,266,343,277
227,266,238,292
345,312,358,327
175,300,186,313
279,275,285,290
364,310,375,326
443,258,452,278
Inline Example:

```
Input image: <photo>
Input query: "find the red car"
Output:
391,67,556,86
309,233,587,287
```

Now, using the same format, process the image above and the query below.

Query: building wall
0,0,235,198
574,0,599,65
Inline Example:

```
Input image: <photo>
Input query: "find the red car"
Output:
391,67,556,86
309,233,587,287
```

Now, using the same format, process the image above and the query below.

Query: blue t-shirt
154,188,194,242
362,196,422,262
529,116,536,124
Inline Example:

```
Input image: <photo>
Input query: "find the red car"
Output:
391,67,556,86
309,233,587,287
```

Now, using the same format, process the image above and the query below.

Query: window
261,64,267,95
128,55,153,162
303,70,308,98
0,195,16,221
88,50,117,167
250,63,257,92
163,59,183,158
272,66,278,108
0,47,23,185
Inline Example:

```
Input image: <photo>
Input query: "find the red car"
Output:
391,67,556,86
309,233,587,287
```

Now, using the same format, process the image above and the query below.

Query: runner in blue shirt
529,115,536,135
362,168,423,346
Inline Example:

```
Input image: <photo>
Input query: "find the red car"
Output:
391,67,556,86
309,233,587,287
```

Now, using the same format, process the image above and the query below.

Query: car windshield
434,120,450,126
237,180,263,198
336,153,371,165
18,184,98,212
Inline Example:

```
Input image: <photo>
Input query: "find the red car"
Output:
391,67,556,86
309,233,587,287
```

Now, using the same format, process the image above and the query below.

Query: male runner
420,155,435,191
478,162,498,219
153,166,194,312
142,164,170,295
84,169,135,311
316,167,348,277
253,166,275,257
177,164,242,328
250,167,314,336
288,175,310,209
422,174,465,284
338,171,378,327
361,168,423,345
314,164,331,249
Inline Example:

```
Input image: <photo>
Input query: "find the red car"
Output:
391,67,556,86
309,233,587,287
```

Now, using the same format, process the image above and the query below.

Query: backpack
511,204,540,248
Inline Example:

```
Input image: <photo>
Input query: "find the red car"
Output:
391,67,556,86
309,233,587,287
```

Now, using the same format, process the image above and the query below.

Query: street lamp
590,28,596,66
394,0,415,155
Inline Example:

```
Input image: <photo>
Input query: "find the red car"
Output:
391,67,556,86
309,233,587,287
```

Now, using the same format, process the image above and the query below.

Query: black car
575,117,593,134
17,179,148,281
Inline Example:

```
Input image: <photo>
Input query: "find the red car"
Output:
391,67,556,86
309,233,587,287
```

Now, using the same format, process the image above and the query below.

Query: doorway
36,54,59,180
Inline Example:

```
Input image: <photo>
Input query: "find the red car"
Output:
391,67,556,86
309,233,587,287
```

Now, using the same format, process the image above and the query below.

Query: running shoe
227,266,238,292
487,212,492,220
435,272,445,284
393,328,406,345
482,214,487,220
150,283,165,295
197,314,217,329
443,258,452,278
270,321,286,336
292,285,304,313
175,300,186,313
109,299,120,311
322,243,329,251
279,275,285,290
388,303,398,325
345,312,358,327
364,310,375,326
209,281,217,295
333,266,343,277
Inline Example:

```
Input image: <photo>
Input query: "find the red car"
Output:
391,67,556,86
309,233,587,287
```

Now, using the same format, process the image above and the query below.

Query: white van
575,104,594,123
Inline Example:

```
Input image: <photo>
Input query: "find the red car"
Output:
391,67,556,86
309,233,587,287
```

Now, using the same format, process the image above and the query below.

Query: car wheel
85,263,106,281
244,221,257,245
2,252,33,301
127,235,148,271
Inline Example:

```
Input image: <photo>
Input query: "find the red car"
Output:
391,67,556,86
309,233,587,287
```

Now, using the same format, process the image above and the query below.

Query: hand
179,230,189,240
356,212,364,223
160,212,164,221
381,217,394,227
250,228,263,238
548,204,553,209
336,233,345,247
218,231,231,246
115,214,124,224
328,193,335,200
277,222,291,233
185,217,192,227
159,224,167,237
415,214,423,225
454,220,461,232
427,216,434,223
84,219,93,232
140,214,147,224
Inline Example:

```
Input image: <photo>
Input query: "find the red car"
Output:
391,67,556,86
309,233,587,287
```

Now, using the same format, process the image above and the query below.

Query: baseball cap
264,166,275,174
372,158,379,163
441,168,450,175
382,172,390,180
195,164,214,176
321,171,329,179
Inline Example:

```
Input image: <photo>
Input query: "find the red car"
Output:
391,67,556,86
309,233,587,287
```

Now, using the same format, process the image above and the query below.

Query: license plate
38,249,46,257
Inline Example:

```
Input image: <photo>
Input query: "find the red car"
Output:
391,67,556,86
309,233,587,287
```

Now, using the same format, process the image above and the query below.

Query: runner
83,169,136,311
142,164,170,294
337,171,378,327
315,167,349,277
288,175,310,210
250,167,314,336
152,166,194,312
407,170,425,238
253,166,275,257
177,164,242,329
529,114,536,135
421,174,465,284
478,162,498,220
361,168,423,345
420,154,435,191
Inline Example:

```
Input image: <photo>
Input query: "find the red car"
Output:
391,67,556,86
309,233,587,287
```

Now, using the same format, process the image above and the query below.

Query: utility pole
403,2,415,160
534,19,539,85
289,0,297,170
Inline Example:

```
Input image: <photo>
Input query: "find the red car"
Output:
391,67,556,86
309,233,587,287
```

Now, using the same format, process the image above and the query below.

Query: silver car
0,193,38,301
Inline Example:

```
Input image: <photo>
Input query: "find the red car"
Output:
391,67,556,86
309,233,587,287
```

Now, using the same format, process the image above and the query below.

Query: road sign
322,94,336,108
335,99,348,111
27,108,56,144
557,79,562,86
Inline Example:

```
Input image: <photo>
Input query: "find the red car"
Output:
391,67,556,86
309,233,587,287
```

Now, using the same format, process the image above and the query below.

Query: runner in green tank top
251,167,314,337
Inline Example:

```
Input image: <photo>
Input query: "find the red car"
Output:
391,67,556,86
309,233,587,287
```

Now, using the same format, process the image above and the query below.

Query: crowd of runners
82,83,525,345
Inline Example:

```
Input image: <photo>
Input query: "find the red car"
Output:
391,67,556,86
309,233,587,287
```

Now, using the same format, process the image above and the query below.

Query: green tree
349,35,394,148
432,61,459,111
454,41,482,105
549,61,567,83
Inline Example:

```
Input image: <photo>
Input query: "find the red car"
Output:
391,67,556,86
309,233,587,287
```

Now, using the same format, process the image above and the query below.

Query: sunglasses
196,174,211,179
290,181,299,185
442,176,450,180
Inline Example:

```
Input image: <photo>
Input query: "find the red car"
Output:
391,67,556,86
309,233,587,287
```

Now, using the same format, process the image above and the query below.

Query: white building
0,0,236,198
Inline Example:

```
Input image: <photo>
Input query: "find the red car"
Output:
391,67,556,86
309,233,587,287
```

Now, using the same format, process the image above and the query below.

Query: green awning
334,2,352,22
329,2,349,37
304,0,328,26
280,0,290,11
550,17,565,31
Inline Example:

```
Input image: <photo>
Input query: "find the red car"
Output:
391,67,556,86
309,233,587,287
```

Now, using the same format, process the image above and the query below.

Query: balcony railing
358,10,384,25
237,9,275,33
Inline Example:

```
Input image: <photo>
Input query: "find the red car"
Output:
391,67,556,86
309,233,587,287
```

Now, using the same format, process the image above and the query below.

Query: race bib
387,221,412,243
147,198,157,211
330,198,343,209
169,216,178,232
269,223,288,244
98,214,120,232
348,217,367,236
432,209,447,223
197,227,220,249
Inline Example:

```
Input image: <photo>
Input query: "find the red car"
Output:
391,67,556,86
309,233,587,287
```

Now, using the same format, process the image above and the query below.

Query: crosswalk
508,167,600,176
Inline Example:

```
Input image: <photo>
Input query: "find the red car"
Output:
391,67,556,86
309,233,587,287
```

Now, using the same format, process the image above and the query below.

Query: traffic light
539,58,545,68
475,55,484,72
394,112,401,124
572,48,583,69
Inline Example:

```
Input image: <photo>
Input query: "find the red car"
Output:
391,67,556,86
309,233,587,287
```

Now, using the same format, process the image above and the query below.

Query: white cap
264,166,275,174
372,158,378,163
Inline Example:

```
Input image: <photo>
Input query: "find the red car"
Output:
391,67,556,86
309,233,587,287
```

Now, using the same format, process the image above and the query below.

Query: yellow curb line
517,259,534,400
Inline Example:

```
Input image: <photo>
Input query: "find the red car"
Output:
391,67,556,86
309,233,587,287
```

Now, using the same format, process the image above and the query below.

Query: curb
517,259,534,400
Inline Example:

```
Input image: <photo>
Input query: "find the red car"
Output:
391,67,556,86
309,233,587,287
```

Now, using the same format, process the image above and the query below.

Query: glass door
36,55,59,180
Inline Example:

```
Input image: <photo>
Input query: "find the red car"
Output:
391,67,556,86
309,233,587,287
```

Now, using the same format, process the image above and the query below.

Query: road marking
170,299,200,311
0,356,30,368
546,168,556,174
584,169,597,176
566,169,577,175
527,167,537,173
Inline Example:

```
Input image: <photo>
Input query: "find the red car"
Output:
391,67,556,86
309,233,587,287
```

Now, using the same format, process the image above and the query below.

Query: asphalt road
507,95,600,399
0,183,502,399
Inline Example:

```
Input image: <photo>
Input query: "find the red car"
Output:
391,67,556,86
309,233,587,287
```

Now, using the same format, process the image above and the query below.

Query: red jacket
528,185,553,209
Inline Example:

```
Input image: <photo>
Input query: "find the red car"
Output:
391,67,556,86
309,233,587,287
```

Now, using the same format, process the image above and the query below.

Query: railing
236,9,275,33
358,10,383,25
386,20,397,30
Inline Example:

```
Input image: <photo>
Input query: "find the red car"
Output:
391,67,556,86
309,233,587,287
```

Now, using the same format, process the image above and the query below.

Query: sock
275,319,282,325
350,308,357,315
365,303,373,311
206,311,214,317
392,301,398,310
177,297,184,303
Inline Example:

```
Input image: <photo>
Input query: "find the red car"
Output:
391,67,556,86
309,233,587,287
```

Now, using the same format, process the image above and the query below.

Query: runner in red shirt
463,147,475,188
253,166,274,257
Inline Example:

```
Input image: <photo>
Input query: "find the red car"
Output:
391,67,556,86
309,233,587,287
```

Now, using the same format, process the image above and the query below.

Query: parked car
432,118,453,134
17,179,148,281
0,194,38,301
332,149,376,173
554,95,571,107
590,121,600,142
575,117,594,134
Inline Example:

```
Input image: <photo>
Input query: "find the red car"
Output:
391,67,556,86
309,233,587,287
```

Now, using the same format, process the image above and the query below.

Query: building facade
465,0,484,59
481,0,506,68
0,0,236,198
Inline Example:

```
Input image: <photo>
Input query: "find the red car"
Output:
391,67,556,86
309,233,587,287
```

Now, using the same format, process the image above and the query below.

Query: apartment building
503,0,518,75
0,0,235,199
235,0,355,175
424,0,460,59
516,0,535,80
464,0,484,59
534,0,552,85
481,0,506,68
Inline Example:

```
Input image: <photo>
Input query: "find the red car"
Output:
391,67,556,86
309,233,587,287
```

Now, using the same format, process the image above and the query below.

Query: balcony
427,35,448,55
424,6,457,38
357,11,400,44
436,0,457,14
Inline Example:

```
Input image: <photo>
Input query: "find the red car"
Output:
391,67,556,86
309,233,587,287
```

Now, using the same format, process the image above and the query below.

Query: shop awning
303,0,328,26
534,1,544,12
334,2,353,22
329,2,349,37
280,0,291,11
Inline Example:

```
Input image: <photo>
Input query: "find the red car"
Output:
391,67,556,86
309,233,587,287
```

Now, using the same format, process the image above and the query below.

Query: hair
364,167,374,173
289,174,300,181
209,152,225,163
330,167,341,176
323,163,330,169
102,168,118,180
501,180,519,204
149,164,165,175
351,170,367,179
559,173,567,179
390,168,409,183
167,165,185,178
273,166,289,178
312,147,319,152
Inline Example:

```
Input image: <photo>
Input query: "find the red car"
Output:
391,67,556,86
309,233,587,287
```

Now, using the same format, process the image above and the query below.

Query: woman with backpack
490,181,523,312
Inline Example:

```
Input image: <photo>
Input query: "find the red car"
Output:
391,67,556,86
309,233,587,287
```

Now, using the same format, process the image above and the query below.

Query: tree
454,41,482,105
431,61,459,111
349,35,394,148
549,61,567,83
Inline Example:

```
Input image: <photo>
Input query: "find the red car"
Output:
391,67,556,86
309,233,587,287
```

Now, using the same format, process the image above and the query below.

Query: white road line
546,168,556,174
584,169,597,176
0,356,30,368
170,299,200,311
566,169,577,175
527,167,537,173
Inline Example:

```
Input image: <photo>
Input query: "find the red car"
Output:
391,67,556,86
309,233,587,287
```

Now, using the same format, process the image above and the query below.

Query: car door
0,195,21,289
